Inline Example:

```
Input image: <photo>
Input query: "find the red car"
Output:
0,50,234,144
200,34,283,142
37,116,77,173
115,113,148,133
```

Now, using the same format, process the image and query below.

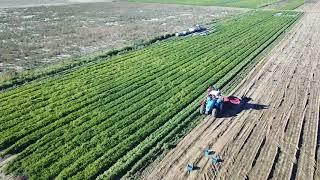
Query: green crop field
0,11,301,179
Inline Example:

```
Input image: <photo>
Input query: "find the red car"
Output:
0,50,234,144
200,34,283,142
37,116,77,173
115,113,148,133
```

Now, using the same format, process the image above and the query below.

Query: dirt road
143,1,320,180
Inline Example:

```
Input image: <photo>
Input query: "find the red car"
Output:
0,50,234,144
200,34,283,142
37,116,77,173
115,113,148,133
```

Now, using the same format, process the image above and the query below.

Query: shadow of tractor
221,96,268,118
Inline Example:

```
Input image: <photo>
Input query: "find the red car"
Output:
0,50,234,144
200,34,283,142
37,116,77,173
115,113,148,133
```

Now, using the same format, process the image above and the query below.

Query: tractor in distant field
200,87,241,117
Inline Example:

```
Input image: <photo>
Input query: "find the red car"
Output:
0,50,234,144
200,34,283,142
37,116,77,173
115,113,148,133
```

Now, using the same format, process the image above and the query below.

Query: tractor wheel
200,101,206,115
200,104,205,114
219,103,223,113
200,107,204,114
212,108,218,117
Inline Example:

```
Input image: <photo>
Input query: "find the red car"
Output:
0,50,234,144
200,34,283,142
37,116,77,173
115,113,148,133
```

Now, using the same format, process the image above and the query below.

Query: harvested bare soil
142,1,320,179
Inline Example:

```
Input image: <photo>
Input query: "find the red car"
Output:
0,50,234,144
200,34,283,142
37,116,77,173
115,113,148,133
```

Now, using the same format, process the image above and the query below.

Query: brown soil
142,1,320,179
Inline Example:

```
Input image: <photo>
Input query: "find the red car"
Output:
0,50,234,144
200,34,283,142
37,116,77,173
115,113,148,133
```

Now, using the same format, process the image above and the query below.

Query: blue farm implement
200,95,241,118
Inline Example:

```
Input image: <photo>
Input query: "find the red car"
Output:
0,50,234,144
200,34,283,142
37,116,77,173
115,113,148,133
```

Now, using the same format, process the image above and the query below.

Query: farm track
143,1,320,180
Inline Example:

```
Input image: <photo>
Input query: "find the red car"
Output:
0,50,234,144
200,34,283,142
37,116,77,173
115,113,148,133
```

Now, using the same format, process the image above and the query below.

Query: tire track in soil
215,64,297,179
142,1,320,179
293,29,320,180
214,26,307,179
270,8,320,180
189,16,306,177
247,18,316,179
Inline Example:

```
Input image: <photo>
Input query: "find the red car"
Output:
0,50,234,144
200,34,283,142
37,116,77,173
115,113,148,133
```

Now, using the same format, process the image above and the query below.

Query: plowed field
143,1,320,179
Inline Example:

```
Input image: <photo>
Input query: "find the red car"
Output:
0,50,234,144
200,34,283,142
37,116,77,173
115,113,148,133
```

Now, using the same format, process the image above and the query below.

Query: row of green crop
0,29,242,150
0,30,221,118
1,11,276,155
0,14,254,108
103,13,301,179
0,29,179,91
42,24,274,178
3,14,262,171
78,12,302,179
0,32,196,100
0,32,225,119
0,9,273,102
0,11,274,148
72,15,300,179
6,9,292,162
0,38,189,107
1,11,301,179
3,10,276,128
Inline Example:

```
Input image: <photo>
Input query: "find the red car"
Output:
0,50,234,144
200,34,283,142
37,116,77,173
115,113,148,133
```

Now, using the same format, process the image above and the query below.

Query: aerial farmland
1,0,319,180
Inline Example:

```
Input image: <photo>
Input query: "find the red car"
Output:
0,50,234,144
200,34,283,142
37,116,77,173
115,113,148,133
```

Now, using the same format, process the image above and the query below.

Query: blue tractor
199,87,224,117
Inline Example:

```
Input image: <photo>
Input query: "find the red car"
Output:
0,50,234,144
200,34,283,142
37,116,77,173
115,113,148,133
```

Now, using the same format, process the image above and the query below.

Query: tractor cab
200,86,241,117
